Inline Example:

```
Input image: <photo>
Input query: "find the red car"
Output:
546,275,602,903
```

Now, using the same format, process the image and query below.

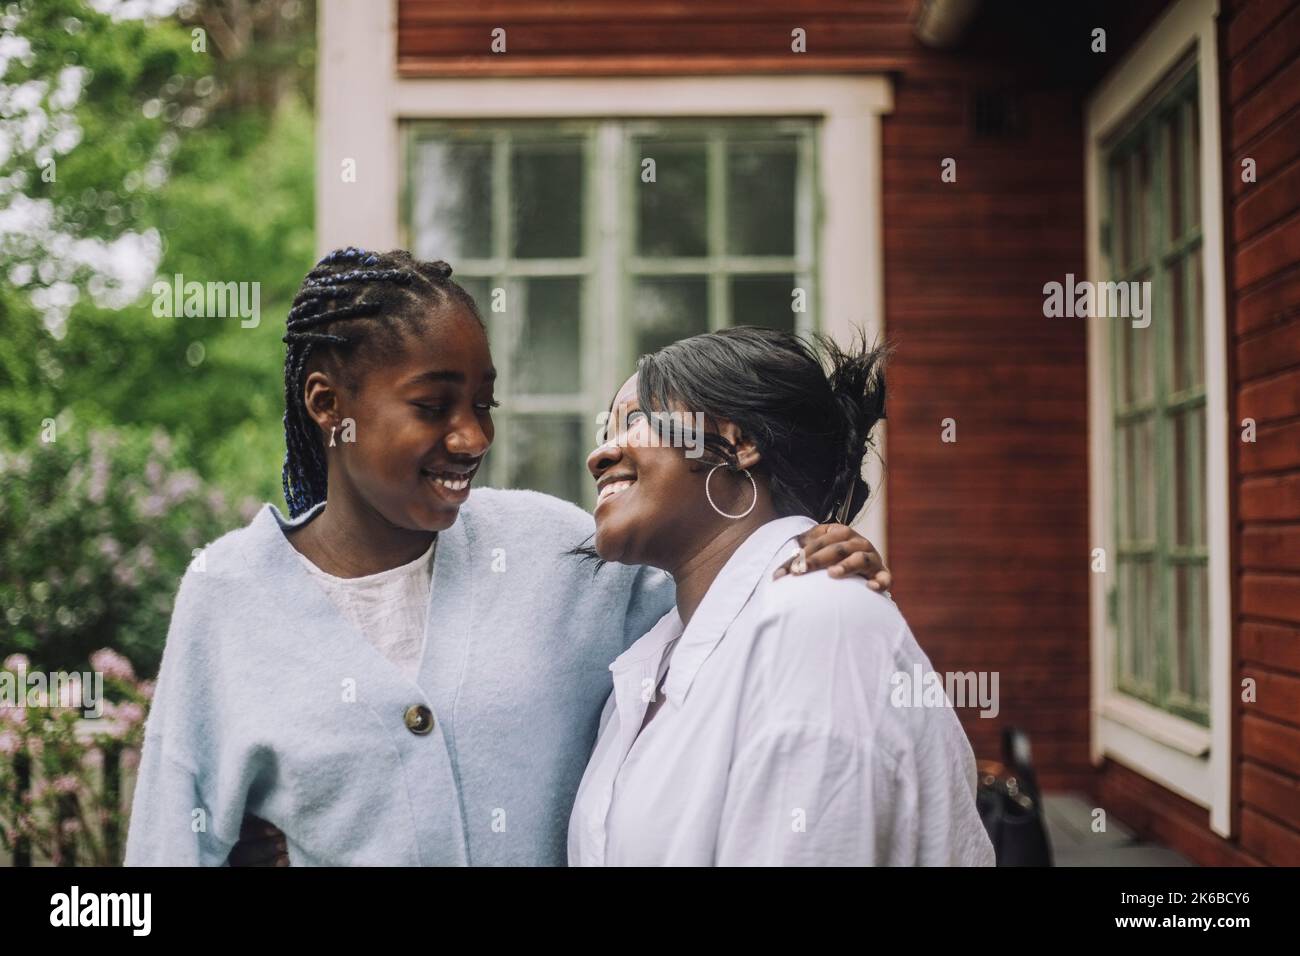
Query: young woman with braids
123,248,891,866
569,329,995,865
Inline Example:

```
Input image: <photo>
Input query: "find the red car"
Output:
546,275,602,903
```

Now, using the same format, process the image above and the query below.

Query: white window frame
1085,0,1232,836
317,0,893,549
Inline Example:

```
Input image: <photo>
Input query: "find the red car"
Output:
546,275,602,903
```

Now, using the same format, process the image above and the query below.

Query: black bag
976,726,1054,866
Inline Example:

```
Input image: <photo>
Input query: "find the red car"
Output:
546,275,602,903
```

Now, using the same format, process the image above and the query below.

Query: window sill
1096,694,1212,810
1100,694,1211,757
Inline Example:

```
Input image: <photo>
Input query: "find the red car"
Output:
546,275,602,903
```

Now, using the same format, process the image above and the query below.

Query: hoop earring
705,463,757,520
329,425,337,447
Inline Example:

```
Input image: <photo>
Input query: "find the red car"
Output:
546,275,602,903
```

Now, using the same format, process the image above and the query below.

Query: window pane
635,140,708,257
730,274,797,332
1134,559,1156,689
632,276,708,356
1121,417,1156,543
1117,424,1131,539
1172,409,1194,547
1121,558,1157,692
454,276,493,323
411,139,492,260
512,141,584,258
1172,563,1206,705
515,277,581,395
1118,562,1134,686
1188,98,1201,231
1111,158,1130,270
506,415,585,505
727,139,797,256
1123,306,1154,405
1166,107,1183,241
1191,405,1205,547
1169,258,1188,392
1191,252,1204,388
1133,142,1151,266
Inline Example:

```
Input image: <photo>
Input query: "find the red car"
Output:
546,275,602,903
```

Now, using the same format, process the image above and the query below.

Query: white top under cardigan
124,489,673,866
568,515,996,867
295,538,436,682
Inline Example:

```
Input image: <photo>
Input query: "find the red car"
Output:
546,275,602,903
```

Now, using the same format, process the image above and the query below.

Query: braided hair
281,247,484,517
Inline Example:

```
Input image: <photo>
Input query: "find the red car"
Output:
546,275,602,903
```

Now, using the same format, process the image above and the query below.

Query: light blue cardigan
124,489,673,866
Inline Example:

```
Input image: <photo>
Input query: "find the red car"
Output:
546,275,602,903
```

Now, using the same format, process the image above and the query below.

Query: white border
1085,0,1232,836
317,0,894,550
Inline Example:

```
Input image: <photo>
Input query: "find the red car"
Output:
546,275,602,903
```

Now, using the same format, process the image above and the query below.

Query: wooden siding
1226,0,1300,866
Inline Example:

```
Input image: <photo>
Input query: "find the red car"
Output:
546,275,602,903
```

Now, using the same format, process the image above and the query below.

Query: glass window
406,120,817,508
1105,68,1208,725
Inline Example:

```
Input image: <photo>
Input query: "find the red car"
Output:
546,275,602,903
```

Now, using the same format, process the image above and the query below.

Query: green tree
1,1,316,672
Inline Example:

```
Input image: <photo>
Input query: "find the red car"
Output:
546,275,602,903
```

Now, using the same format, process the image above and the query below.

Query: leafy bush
0,649,150,866
0,425,254,676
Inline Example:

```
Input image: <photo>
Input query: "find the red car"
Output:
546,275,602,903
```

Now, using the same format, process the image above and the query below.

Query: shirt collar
660,515,814,705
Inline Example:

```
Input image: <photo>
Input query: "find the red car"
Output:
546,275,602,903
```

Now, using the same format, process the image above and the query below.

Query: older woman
569,327,995,866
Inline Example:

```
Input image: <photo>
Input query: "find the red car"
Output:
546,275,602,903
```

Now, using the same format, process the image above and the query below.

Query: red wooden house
316,0,1300,865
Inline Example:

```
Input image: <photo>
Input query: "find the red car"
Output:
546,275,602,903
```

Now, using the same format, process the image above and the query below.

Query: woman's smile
421,463,479,502
596,472,636,509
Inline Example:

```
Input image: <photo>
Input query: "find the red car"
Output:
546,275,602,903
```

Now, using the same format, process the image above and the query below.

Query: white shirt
295,539,435,682
568,516,996,867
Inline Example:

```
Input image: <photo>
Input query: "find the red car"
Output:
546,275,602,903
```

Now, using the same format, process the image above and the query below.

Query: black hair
636,326,887,523
280,247,483,517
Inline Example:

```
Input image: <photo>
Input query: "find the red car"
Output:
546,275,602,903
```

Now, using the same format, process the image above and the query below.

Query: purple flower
90,648,135,682
164,471,200,504
87,449,110,505
97,536,122,561
2,653,30,674
0,730,20,756
52,774,79,795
